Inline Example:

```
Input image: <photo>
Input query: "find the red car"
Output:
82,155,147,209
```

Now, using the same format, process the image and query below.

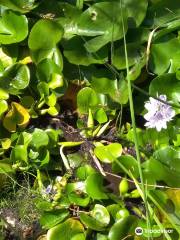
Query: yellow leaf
3,102,30,132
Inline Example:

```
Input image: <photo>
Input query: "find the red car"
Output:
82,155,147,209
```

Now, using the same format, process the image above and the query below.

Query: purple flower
45,184,53,194
144,95,175,132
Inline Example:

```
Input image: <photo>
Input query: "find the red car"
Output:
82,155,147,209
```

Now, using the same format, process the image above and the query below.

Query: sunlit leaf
3,102,30,132
0,10,28,44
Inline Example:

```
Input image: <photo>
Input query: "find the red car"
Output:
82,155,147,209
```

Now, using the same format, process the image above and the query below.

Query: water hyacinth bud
119,178,129,196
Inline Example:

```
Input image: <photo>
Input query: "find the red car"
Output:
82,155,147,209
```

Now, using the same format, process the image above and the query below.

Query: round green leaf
85,173,108,200
77,87,99,114
91,71,117,94
0,10,28,44
94,109,108,124
94,145,115,163
113,43,145,70
108,216,137,240
40,209,69,229
122,0,148,27
36,59,63,89
145,0,180,27
10,145,28,163
94,143,122,163
76,165,97,180
91,204,110,226
77,2,128,52
80,213,105,231
107,143,122,158
10,65,30,89
149,73,180,108
0,63,30,95
112,155,139,178
0,0,38,13
149,35,180,74
63,36,107,66
143,150,180,188
28,19,63,51
47,218,84,240
31,128,49,149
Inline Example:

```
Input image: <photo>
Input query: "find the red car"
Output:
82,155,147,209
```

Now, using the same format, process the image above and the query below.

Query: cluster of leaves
0,0,180,239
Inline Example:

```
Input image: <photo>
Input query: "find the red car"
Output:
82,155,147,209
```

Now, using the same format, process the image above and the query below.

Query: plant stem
119,1,152,238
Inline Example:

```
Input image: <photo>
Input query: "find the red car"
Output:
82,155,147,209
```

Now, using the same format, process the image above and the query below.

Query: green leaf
20,96,34,108
0,63,30,95
77,87,99,114
31,128,49,149
76,2,128,52
91,204,110,226
39,149,50,167
85,173,108,200
107,204,122,221
91,70,117,94
67,152,84,169
37,59,63,89
17,132,32,146
47,218,84,240
94,146,115,163
94,109,108,124
0,89,9,100
0,0,38,13
91,70,129,104
0,100,8,116
94,143,122,163
40,209,69,229
80,213,105,231
28,19,63,51
45,129,61,148
166,189,180,217
112,155,139,178
63,36,107,66
149,73,180,108
108,216,137,240
107,143,123,158
153,146,180,168
76,165,97,180
10,145,28,163
66,182,90,207
0,162,14,173
145,0,180,27
122,0,148,28
0,10,28,44
149,35,180,74
143,147,180,187
113,43,145,70
0,45,18,69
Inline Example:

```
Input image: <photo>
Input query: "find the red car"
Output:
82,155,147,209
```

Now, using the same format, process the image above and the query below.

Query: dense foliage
0,0,180,239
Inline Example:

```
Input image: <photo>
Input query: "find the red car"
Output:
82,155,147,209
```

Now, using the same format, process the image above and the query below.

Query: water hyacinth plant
0,0,180,240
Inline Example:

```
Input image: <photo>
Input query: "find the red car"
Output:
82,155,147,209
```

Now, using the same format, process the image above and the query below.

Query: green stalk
119,1,152,238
